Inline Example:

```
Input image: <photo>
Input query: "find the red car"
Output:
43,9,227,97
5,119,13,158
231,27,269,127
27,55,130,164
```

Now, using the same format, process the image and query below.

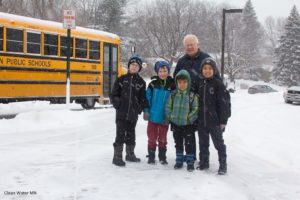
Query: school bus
0,12,126,109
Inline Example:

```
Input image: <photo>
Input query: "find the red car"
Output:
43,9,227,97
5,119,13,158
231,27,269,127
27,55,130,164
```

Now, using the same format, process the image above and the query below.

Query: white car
284,85,300,104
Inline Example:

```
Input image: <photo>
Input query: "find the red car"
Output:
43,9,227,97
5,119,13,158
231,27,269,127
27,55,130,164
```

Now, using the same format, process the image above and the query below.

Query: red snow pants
147,121,169,149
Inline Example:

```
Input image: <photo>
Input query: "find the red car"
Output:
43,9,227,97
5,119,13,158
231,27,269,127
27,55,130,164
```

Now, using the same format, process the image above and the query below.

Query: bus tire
81,98,96,109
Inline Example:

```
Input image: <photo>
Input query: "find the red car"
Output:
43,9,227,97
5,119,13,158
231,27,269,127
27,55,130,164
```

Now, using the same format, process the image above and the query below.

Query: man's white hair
183,34,199,45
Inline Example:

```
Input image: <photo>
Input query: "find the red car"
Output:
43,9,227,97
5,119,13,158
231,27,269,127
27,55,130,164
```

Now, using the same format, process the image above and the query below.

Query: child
165,69,199,172
196,57,229,175
144,60,175,165
111,54,148,167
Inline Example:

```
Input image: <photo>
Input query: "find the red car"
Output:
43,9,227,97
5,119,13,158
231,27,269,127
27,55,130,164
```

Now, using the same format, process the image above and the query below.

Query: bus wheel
81,98,96,109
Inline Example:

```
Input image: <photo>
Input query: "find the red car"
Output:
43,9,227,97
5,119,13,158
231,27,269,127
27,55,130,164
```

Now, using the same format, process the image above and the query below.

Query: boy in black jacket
196,57,229,175
111,55,148,167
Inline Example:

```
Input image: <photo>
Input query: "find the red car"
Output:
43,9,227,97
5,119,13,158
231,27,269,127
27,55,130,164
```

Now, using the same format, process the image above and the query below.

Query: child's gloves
112,97,121,109
220,124,226,132
163,120,169,126
143,112,150,121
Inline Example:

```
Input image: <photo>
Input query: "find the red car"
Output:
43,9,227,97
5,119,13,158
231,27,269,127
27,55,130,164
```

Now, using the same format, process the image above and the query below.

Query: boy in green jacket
165,69,199,171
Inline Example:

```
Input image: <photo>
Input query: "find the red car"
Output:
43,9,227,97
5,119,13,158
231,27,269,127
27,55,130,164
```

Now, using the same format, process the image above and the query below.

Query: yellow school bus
0,12,125,109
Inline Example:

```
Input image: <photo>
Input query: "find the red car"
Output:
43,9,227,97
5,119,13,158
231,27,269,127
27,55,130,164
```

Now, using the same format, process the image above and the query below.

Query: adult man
173,34,210,161
173,34,210,92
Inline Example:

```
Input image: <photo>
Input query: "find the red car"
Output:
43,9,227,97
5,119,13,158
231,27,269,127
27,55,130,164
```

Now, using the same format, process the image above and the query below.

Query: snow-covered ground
1,80,300,200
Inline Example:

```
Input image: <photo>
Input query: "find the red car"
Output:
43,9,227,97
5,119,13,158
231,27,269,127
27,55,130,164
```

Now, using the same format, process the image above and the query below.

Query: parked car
283,84,300,104
248,85,278,94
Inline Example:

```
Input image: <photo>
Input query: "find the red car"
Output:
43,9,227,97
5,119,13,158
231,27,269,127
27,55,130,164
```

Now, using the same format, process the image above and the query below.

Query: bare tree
0,0,30,15
131,0,197,67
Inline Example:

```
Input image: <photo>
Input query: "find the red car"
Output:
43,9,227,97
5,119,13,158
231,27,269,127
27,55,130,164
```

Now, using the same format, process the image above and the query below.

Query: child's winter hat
154,60,170,73
200,57,217,70
200,57,221,79
128,54,143,71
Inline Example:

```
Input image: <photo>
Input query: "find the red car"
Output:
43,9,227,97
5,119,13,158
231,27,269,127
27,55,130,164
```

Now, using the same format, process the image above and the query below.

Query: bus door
103,43,118,100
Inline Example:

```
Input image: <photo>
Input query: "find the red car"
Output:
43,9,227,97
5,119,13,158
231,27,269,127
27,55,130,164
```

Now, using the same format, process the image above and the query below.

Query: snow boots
218,157,227,175
147,147,168,165
158,148,168,165
174,152,184,169
125,144,141,162
147,147,156,164
112,145,126,167
197,154,209,170
186,154,195,172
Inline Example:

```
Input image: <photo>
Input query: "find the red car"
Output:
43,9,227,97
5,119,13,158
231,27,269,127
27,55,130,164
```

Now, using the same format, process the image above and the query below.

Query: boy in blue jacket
144,60,175,165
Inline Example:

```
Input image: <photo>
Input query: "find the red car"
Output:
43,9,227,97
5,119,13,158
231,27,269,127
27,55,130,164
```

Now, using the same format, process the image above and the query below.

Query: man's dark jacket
173,49,210,92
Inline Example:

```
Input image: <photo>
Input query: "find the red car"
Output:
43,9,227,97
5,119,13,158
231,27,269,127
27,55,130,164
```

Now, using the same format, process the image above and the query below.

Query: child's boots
197,154,209,170
174,152,184,169
112,144,126,167
186,154,195,172
158,148,168,165
147,147,156,164
125,144,141,162
218,157,227,175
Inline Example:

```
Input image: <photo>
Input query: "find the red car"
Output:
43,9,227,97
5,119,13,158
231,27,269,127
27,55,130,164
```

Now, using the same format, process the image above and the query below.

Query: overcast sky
210,0,300,22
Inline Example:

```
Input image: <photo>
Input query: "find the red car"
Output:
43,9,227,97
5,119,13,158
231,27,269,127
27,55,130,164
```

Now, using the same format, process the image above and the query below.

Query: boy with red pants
144,60,175,164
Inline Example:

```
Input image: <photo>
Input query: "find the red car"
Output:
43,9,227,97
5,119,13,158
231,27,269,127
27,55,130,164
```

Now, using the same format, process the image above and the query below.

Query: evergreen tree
236,0,264,80
95,0,127,35
273,6,300,86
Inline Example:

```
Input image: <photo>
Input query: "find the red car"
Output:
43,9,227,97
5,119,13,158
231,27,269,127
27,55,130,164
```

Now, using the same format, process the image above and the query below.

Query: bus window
44,33,58,56
27,32,41,54
0,27,3,51
89,40,100,60
60,36,73,57
6,28,23,53
75,38,87,58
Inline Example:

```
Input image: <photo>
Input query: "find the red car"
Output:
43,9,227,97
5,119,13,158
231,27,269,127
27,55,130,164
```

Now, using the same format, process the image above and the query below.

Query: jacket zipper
204,80,207,127
177,92,184,125
126,75,133,120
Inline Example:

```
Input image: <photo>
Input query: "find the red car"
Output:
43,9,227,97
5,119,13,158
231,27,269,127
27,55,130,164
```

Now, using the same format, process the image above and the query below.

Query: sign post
63,10,76,106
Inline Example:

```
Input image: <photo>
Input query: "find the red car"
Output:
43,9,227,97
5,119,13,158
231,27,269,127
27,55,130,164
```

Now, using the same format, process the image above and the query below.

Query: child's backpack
224,89,231,119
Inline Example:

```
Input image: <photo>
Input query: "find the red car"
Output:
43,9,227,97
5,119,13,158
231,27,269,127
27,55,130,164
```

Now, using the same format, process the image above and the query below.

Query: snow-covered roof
0,12,120,41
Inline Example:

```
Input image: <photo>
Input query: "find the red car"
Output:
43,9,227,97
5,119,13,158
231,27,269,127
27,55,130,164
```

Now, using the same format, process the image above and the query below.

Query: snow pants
147,121,169,149
172,124,196,155
198,125,227,161
114,119,137,147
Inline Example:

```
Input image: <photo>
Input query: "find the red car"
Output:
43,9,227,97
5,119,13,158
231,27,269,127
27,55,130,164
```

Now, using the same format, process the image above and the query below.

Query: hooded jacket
145,76,175,124
196,59,229,127
165,70,199,126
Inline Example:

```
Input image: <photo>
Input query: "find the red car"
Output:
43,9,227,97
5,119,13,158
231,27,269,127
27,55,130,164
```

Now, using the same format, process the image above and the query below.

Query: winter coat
165,70,199,126
196,63,229,127
173,49,210,92
111,73,148,123
145,76,175,124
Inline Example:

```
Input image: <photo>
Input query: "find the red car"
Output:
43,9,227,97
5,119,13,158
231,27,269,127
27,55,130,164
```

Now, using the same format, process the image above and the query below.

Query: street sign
63,10,76,29
63,10,76,106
